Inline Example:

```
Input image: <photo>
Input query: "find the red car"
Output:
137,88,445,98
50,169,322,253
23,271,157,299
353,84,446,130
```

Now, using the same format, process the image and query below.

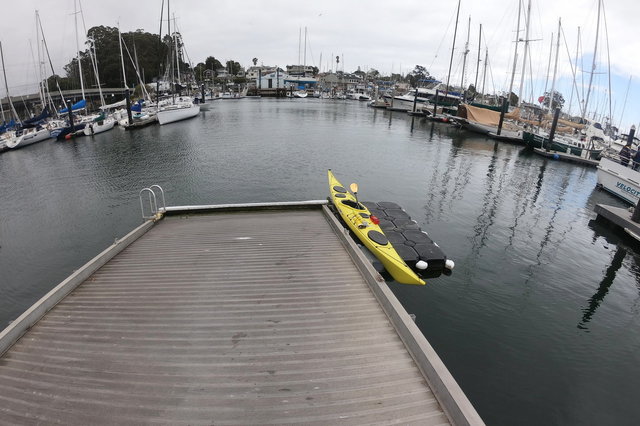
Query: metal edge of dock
0,219,156,357
322,205,484,426
0,199,484,425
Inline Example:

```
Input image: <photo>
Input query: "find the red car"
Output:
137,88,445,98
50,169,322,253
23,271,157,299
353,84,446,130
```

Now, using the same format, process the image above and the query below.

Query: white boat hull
597,157,640,204
83,118,116,136
6,127,51,149
157,104,200,125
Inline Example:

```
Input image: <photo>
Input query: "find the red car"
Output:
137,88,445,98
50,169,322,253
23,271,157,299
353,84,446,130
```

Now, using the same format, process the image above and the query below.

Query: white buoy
416,260,429,270
445,259,455,270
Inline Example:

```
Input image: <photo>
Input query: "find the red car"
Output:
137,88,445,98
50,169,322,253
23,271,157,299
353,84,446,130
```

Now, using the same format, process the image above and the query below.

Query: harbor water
1,99,638,425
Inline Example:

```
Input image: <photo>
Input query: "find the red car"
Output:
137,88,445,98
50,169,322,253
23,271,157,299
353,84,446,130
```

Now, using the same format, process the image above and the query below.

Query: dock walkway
0,203,482,425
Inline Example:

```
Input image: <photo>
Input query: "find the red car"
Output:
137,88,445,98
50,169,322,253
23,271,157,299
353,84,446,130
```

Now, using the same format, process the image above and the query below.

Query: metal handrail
139,185,167,220
149,185,166,212
139,188,158,220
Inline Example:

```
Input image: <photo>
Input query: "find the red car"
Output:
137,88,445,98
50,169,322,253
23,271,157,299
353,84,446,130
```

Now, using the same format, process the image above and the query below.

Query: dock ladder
139,185,166,220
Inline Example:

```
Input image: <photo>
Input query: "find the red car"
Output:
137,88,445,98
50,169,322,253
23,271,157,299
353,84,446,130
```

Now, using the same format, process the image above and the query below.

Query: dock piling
497,97,508,136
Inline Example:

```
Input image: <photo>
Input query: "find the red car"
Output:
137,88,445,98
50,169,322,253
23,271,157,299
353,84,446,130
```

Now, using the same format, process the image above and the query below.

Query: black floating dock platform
594,203,640,241
364,201,450,278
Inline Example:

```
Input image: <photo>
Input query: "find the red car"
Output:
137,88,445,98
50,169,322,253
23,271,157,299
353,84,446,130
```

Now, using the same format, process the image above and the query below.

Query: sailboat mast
73,0,85,100
0,41,19,122
474,24,482,90
168,0,174,96
304,27,307,68
583,0,601,121
38,14,69,113
445,0,461,93
507,0,522,101
35,11,45,108
173,15,181,85
517,0,531,106
548,18,561,113
298,27,301,67
604,5,613,131
78,0,104,107
542,32,553,105
460,16,471,96
481,48,488,96
567,27,580,116
118,26,127,89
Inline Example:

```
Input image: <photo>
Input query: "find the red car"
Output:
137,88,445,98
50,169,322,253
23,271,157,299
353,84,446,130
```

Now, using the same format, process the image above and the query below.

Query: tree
75,26,167,88
205,56,223,72
539,91,565,111
252,57,258,66
408,65,430,87
193,62,206,82
226,60,242,76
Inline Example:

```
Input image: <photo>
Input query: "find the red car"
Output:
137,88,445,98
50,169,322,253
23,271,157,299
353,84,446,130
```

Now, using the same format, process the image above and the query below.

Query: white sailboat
156,1,199,125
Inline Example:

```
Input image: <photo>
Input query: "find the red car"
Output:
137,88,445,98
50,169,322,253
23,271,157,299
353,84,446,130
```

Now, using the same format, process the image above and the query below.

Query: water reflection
579,216,640,329
470,140,505,255
578,244,627,330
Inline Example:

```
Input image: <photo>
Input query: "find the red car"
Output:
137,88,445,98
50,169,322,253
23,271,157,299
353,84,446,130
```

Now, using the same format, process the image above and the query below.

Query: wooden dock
0,202,483,425
594,203,640,242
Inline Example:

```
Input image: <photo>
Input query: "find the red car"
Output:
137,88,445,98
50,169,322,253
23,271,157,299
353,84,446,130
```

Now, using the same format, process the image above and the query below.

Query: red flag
538,95,545,103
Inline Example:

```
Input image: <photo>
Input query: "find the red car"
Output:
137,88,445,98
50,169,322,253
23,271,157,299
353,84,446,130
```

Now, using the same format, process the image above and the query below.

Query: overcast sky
2,0,639,130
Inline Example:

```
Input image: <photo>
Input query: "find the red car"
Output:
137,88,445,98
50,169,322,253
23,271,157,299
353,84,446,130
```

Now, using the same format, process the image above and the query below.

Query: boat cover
21,108,50,128
458,103,521,126
59,99,86,114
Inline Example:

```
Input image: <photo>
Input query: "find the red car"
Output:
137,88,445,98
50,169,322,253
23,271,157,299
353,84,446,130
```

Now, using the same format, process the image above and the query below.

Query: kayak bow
328,170,425,285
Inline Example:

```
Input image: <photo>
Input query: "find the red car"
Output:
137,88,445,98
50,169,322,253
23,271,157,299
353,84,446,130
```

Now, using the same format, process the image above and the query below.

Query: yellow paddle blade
350,183,358,193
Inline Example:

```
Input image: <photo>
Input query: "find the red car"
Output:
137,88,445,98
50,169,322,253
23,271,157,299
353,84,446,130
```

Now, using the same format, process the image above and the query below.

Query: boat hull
597,157,640,204
6,128,50,149
83,118,116,136
523,131,602,159
157,104,200,125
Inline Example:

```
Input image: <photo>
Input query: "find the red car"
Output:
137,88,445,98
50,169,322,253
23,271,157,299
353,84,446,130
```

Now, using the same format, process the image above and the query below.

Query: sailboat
156,0,199,125
454,1,529,141
1,33,52,149
523,6,608,161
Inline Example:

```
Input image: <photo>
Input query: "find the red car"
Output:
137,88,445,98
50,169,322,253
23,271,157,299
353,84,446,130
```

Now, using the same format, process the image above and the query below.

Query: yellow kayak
328,170,425,285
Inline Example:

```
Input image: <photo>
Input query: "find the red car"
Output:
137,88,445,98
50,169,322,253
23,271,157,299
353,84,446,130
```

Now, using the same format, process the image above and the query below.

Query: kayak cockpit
341,199,366,210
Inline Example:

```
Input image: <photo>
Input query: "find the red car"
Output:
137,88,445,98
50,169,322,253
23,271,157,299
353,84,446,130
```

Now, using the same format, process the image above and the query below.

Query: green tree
408,65,430,87
205,56,223,73
193,62,206,82
541,91,565,111
226,60,242,76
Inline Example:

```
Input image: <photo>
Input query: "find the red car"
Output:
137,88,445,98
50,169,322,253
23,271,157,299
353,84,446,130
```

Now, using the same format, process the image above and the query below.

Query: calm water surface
1,99,638,425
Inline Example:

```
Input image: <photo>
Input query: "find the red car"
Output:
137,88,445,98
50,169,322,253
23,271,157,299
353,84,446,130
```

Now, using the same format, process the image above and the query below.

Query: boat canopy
99,99,126,110
458,103,521,126
59,99,86,114
21,108,50,128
